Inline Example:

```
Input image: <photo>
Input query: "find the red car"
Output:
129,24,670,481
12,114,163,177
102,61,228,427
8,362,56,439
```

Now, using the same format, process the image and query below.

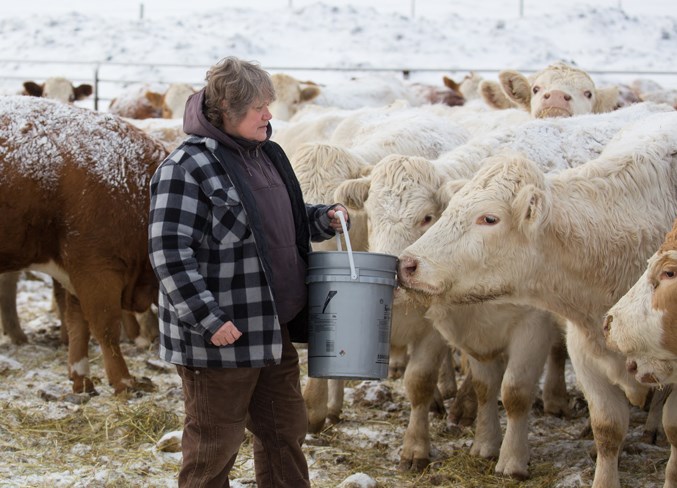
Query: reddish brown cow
0,95,167,394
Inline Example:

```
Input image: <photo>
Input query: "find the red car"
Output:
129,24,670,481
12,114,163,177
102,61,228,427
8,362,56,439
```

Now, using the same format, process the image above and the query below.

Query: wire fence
2,58,676,111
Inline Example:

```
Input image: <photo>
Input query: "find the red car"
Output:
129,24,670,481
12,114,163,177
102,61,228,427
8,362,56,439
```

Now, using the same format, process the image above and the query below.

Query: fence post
93,64,100,111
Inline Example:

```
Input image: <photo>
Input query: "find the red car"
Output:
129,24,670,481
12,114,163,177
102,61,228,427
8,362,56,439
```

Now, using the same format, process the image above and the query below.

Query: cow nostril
627,360,638,374
398,256,418,280
564,94,572,101
543,93,550,99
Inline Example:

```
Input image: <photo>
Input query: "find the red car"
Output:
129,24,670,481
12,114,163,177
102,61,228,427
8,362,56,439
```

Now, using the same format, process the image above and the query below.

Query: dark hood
182,87,272,151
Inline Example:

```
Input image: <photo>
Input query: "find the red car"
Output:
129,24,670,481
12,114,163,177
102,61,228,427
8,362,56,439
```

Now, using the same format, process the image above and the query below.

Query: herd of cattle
2,62,677,487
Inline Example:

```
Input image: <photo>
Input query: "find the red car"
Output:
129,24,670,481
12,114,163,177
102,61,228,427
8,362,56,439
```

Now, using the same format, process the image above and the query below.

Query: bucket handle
335,211,358,280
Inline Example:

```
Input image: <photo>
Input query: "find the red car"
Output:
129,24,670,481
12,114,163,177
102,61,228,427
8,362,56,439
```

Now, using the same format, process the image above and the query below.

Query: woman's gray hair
203,56,276,130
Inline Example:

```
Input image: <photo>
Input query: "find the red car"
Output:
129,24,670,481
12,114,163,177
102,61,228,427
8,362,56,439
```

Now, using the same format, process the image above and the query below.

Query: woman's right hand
211,320,243,346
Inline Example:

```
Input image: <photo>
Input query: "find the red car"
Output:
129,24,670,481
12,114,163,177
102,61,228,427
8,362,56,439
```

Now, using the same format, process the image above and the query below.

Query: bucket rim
308,250,398,260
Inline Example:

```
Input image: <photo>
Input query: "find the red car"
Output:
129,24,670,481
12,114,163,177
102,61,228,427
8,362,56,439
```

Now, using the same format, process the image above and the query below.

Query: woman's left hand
328,205,349,234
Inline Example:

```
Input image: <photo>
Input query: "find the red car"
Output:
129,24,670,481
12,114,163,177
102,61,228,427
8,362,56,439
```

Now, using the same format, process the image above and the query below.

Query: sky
1,0,676,111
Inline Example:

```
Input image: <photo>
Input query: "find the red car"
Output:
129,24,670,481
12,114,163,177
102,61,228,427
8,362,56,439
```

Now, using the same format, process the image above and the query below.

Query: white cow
335,154,567,477
271,104,356,158
293,106,472,455
295,142,456,442
269,72,427,121
480,62,619,118
396,111,677,488
435,100,674,180
125,117,187,152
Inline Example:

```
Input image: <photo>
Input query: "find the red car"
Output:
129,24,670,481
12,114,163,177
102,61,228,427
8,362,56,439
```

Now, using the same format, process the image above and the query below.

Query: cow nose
627,359,638,375
397,255,418,283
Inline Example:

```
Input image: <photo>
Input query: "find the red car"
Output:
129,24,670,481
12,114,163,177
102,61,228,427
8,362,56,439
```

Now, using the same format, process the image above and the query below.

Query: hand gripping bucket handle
334,211,357,280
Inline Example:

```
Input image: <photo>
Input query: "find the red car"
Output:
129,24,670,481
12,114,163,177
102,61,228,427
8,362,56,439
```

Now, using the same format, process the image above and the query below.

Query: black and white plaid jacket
148,135,337,368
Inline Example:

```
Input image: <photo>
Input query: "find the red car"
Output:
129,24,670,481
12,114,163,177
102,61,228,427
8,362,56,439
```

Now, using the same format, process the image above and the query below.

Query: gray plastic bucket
306,212,397,380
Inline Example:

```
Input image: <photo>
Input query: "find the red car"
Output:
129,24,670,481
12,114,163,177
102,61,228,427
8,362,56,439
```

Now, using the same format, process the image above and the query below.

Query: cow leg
468,357,503,460
663,388,677,488
389,344,408,379
327,379,345,425
303,377,345,433
73,274,144,394
448,370,478,427
437,346,457,399
137,307,159,346
542,333,571,417
52,280,69,345
121,311,141,343
644,386,671,445
63,291,95,394
567,323,627,488
495,321,553,479
0,271,27,345
399,328,447,471
304,377,329,433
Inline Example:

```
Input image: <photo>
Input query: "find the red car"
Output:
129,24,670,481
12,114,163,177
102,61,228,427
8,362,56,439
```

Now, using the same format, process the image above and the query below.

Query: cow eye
584,90,592,99
660,270,676,281
421,215,433,226
532,86,540,95
476,214,500,225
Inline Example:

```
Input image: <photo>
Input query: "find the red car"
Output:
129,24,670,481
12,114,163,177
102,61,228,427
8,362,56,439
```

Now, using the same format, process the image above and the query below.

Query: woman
148,56,349,488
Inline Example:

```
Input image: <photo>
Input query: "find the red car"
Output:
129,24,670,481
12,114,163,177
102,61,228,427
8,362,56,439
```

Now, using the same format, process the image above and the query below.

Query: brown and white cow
604,218,677,487
605,218,677,385
108,83,166,119
3,76,93,344
22,77,93,104
480,62,619,118
0,95,167,394
396,110,677,488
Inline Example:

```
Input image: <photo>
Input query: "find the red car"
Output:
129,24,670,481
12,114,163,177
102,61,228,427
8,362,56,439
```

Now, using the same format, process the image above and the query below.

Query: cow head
604,219,677,385
23,77,93,104
269,73,321,121
397,154,550,305
335,154,459,306
498,63,619,118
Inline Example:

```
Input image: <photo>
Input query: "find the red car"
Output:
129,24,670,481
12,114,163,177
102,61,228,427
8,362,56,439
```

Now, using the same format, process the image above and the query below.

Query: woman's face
222,100,272,142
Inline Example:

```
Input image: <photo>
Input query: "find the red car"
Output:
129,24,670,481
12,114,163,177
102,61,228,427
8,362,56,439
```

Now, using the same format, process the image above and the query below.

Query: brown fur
0,97,167,394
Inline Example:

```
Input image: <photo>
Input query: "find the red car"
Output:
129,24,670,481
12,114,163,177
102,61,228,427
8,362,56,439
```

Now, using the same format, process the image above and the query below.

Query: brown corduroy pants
176,326,310,488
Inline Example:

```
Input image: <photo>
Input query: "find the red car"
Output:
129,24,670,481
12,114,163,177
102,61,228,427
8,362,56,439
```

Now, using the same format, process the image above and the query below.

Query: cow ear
512,184,549,235
146,91,165,109
23,81,43,97
479,80,514,110
443,75,460,92
299,85,321,102
498,70,531,110
334,177,371,211
436,179,469,208
594,86,620,113
74,84,93,100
